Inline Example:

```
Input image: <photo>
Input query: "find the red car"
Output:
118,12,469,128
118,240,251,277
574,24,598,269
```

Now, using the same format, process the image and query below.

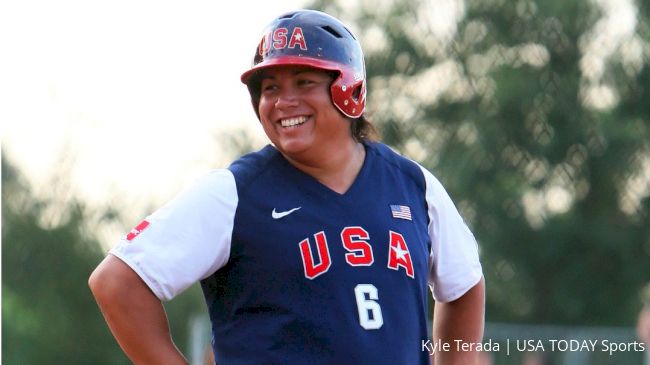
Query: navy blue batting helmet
241,10,366,118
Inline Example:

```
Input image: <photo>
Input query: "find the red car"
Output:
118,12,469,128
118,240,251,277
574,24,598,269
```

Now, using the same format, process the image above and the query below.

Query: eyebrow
259,68,321,80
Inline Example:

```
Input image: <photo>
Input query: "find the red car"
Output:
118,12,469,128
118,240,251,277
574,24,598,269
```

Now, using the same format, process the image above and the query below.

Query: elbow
89,254,161,304
88,255,131,303
89,259,113,302
88,264,104,297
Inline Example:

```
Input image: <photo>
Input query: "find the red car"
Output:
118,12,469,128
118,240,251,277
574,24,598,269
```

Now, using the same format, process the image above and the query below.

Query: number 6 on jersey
354,284,384,330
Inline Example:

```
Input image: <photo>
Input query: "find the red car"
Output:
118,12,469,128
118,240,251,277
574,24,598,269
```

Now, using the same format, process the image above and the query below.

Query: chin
277,139,312,157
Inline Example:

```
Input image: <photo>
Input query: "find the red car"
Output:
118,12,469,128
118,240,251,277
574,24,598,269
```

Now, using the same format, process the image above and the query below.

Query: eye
296,70,332,87
261,82,279,93
298,78,316,86
297,73,327,87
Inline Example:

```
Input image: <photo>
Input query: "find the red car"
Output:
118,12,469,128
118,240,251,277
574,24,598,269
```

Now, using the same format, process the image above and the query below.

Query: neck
284,140,366,194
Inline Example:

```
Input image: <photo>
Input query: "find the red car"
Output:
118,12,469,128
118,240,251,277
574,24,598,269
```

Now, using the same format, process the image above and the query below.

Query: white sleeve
419,165,483,303
109,169,238,301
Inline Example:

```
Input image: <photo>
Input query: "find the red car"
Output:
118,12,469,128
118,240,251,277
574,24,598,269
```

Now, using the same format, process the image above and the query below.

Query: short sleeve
419,165,483,302
110,169,238,301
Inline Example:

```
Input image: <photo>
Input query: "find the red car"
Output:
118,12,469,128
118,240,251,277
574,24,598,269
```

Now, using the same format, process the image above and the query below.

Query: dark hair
350,114,379,142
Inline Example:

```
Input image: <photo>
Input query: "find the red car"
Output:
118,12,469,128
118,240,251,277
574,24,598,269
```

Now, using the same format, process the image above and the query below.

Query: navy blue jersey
111,142,482,365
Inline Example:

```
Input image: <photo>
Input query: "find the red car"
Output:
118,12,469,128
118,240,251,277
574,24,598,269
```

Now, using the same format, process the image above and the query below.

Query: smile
280,116,308,128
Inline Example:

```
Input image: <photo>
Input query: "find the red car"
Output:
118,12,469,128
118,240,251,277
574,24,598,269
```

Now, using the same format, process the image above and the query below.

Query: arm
88,254,188,365
431,277,485,365
638,305,650,345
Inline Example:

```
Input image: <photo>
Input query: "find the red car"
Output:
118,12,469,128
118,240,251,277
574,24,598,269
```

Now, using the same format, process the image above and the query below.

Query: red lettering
258,32,271,56
299,229,414,279
341,226,374,266
387,231,414,278
299,231,332,279
288,27,307,50
273,28,288,49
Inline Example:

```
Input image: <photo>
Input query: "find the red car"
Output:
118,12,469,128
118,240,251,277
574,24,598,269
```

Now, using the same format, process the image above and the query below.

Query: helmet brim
240,56,343,85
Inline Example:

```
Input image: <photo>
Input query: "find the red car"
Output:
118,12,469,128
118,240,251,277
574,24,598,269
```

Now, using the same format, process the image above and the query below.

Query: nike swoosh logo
272,207,301,219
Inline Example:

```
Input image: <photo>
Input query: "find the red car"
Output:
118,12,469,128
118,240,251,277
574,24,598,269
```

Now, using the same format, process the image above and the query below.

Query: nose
274,88,299,109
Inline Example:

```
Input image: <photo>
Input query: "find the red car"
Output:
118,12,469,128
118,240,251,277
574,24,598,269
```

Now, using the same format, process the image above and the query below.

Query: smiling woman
88,9,485,365
256,66,355,175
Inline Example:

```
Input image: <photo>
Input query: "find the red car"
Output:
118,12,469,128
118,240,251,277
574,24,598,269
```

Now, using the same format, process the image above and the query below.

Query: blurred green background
3,0,650,364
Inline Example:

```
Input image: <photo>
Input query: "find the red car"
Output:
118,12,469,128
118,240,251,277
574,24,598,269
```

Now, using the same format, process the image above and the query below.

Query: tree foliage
2,154,122,363
309,0,650,325
2,154,205,364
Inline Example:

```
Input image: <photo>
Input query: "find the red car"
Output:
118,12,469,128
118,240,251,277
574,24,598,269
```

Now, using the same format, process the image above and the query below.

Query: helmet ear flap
330,70,365,118
351,84,362,103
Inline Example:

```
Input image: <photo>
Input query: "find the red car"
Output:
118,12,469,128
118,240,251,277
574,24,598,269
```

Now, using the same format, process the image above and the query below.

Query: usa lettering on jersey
258,27,308,56
299,226,414,279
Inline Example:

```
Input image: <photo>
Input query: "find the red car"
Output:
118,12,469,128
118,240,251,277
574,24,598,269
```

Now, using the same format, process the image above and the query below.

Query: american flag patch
390,205,412,220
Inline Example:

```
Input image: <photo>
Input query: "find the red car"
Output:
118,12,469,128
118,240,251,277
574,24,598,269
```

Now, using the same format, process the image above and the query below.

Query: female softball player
89,9,485,365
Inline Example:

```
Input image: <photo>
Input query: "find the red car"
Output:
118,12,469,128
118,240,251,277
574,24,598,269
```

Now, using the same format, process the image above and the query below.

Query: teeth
280,116,308,128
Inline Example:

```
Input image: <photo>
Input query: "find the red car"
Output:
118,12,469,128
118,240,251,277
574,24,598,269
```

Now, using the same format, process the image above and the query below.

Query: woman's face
257,65,352,160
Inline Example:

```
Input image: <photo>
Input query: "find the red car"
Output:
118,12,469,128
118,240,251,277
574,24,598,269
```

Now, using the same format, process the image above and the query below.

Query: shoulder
367,142,427,192
227,145,281,188
158,168,238,216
